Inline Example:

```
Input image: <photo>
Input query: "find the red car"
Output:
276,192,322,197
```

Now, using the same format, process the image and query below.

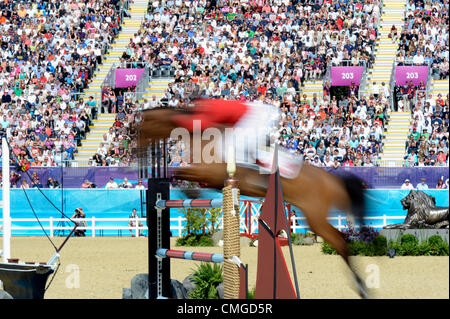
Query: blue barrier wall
1,189,448,236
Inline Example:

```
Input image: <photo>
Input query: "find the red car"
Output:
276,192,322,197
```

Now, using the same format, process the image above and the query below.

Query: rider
170,98,304,179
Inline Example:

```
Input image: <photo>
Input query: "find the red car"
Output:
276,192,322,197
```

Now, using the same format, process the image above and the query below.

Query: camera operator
71,207,87,237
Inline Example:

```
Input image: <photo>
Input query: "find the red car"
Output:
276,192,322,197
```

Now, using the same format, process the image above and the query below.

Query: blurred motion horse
138,99,369,298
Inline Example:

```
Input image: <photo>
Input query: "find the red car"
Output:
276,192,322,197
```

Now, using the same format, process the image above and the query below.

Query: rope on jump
222,184,241,299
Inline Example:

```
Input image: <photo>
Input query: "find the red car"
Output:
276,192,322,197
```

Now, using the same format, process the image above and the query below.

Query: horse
138,105,369,298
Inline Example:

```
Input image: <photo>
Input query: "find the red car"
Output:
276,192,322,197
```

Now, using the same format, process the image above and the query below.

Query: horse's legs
304,208,368,299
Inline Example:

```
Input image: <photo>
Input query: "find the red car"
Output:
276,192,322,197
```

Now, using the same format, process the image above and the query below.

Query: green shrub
247,286,256,299
399,242,420,256
425,239,449,256
388,239,400,249
428,235,444,246
418,241,449,256
436,241,449,256
175,236,186,246
291,233,297,243
400,234,418,246
294,236,304,246
176,234,214,247
322,234,448,256
349,240,369,256
372,235,387,256
198,236,214,246
290,233,306,245
188,263,223,299
321,241,337,255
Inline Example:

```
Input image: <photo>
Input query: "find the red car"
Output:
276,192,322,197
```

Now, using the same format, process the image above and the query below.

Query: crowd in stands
394,0,449,166
0,0,129,167
276,92,388,167
94,0,386,167
405,91,449,166
396,80,426,111
0,0,446,170
4,169,148,189
90,92,140,166
148,0,380,103
396,0,449,80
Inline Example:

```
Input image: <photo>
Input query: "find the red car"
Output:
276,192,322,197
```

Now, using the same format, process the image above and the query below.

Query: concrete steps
74,0,150,165
299,81,323,101
429,79,449,100
379,111,411,163
363,0,407,97
140,78,174,102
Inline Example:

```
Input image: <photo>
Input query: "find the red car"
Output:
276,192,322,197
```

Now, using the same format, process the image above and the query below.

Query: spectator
128,208,144,237
401,179,414,190
436,178,447,189
21,179,30,189
81,179,97,189
118,177,133,189
416,178,429,190
135,180,146,190
31,172,40,185
10,172,22,188
389,24,398,41
105,177,118,189
72,208,87,237
47,177,60,189
332,158,341,169
372,82,380,99
31,176,43,188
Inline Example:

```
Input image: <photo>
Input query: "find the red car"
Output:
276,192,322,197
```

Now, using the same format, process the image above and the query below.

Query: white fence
0,215,406,238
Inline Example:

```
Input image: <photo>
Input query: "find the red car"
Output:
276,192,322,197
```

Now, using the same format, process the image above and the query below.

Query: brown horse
138,107,369,298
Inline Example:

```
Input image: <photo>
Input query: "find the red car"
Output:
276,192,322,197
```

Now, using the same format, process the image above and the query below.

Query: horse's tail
342,175,367,227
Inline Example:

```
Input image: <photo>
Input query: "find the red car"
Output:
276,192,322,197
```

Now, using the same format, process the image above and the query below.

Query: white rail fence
0,215,405,238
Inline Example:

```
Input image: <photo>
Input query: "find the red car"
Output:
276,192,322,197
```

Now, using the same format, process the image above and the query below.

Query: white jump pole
1,137,11,262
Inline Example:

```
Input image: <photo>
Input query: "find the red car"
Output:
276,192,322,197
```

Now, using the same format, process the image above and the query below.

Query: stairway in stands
365,0,408,165
140,78,174,104
300,80,323,103
429,79,450,101
378,112,411,165
364,0,406,96
75,0,149,166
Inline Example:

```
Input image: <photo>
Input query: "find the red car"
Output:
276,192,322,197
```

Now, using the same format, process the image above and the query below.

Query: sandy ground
0,237,448,299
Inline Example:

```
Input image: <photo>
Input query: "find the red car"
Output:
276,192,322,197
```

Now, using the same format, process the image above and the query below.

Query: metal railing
359,67,368,100
333,60,367,67
395,60,433,66
101,62,119,93
373,159,408,167
135,65,152,102
119,61,153,69
388,60,396,107
426,65,432,95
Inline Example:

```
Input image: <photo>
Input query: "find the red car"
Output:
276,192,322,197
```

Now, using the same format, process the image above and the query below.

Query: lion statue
383,190,449,229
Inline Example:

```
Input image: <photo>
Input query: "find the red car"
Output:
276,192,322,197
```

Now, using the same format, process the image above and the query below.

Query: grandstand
0,0,448,170
0,0,448,302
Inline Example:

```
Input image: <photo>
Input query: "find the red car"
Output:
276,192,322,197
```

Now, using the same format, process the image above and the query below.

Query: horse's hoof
355,276,369,299
358,285,369,299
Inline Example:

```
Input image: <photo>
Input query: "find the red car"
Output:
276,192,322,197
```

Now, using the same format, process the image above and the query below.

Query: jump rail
156,248,224,263
155,199,222,209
